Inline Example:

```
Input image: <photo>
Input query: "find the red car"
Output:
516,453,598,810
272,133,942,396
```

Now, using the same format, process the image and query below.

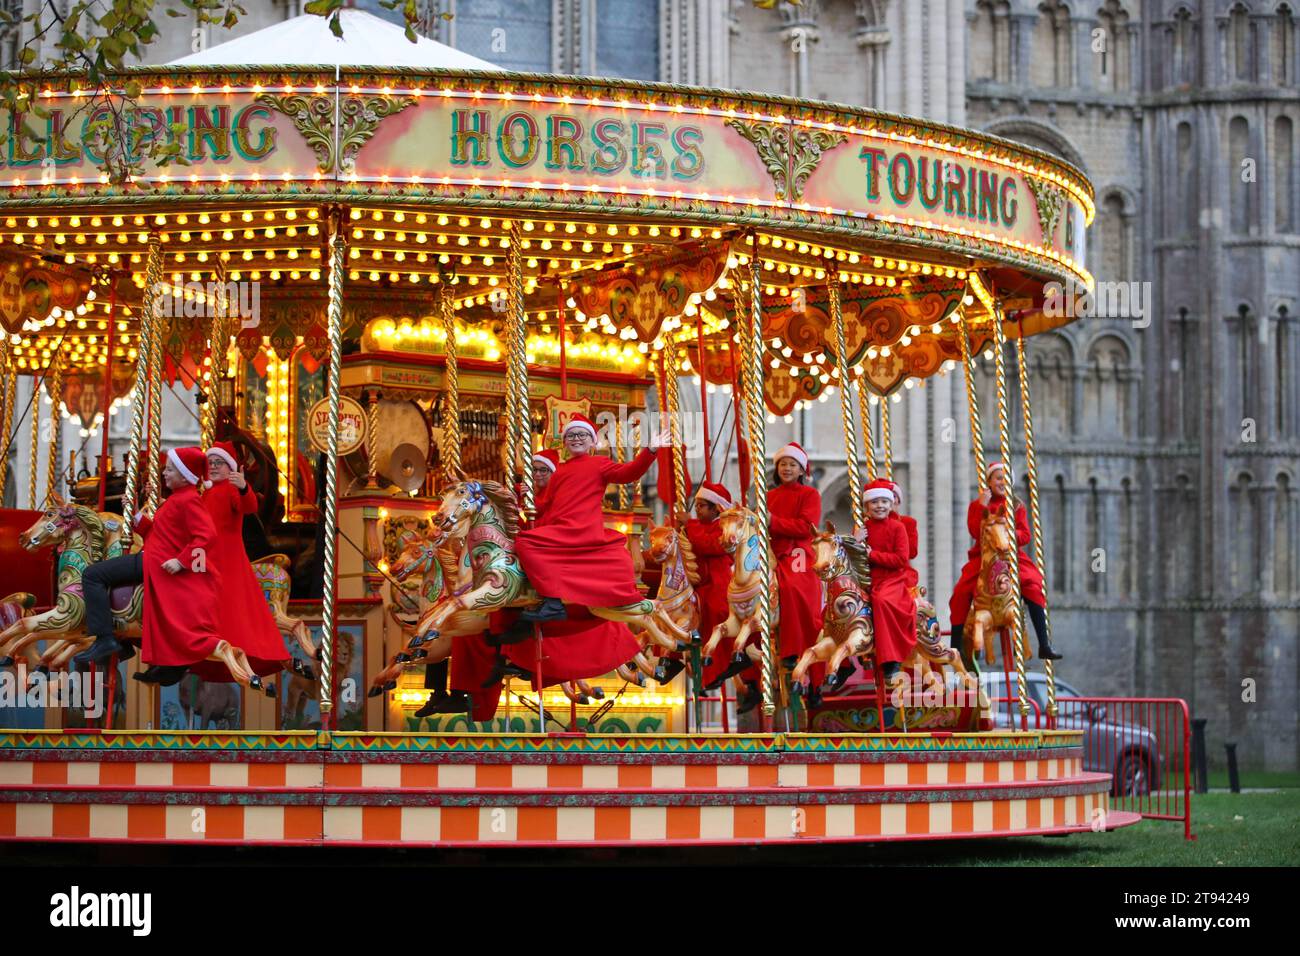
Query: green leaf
124,80,143,98
328,11,343,38
303,0,342,15
223,9,236,28
18,47,35,65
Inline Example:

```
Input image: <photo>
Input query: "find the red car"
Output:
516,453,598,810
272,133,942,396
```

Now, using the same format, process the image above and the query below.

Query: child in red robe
860,479,917,690
133,447,226,684
947,461,1061,665
890,481,920,590
765,442,824,686
204,442,290,688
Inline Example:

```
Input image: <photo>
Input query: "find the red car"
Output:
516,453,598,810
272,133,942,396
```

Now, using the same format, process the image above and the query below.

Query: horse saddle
109,584,139,615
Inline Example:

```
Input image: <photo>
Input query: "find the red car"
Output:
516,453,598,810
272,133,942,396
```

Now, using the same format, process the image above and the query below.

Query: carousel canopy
168,9,502,71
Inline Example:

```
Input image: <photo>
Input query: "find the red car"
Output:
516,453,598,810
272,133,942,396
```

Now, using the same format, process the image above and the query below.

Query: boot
488,618,536,646
482,659,532,688
736,683,761,714
519,597,567,623
1037,639,1063,661
132,664,188,686
73,635,124,667
653,657,686,685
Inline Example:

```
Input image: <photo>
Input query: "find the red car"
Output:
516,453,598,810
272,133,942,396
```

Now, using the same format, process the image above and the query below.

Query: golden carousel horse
0,499,312,695
968,505,1033,667
644,521,701,684
700,505,777,688
901,586,969,691
367,479,683,698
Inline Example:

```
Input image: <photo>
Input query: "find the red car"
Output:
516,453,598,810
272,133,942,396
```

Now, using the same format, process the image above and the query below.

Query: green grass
1206,770,1300,790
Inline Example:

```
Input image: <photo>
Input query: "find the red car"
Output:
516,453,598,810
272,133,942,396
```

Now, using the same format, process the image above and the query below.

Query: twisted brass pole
745,250,777,718
878,389,893,480
985,286,1031,722
663,347,689,514
44,358,64,506
319,207,348,724
440,283,461,478
506,222,533,516
958,311,988,490
120,242,159,534
857,380,877,482
0,341,15,495
200,257,229,449
830,276,863,530
143,237,165,515
27,358,41,509
1017,335,1057,721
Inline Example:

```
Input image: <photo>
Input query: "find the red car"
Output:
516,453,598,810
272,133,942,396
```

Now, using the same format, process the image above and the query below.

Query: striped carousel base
0,730,1137,847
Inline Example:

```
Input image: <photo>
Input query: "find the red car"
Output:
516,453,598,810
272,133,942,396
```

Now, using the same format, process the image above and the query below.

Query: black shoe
823,660,856,694
781,655,798,670
737,684,762,714
482,660,532,688
653,658,686,685
806,688,824,709
290,658,316,680
132,664,188,686
519,598,567,623
414,691,449,719
0,657,13,668
588,687,605,700
73,635,123,667
115,642,136,663
713,651,753,686
416,690,472,716
488,618,535,647
1038,641,1063,661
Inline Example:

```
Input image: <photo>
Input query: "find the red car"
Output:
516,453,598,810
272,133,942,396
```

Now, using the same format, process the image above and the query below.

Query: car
981,671,1163,797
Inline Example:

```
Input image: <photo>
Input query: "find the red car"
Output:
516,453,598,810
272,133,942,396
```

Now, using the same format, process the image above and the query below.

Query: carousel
0,16,1139,846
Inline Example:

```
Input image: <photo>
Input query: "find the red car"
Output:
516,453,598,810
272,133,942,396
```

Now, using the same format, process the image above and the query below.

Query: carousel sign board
0,71,1091,286
307,395,367,456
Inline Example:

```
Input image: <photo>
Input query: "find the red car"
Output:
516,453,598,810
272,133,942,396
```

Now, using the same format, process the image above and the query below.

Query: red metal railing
1056,696,1193,840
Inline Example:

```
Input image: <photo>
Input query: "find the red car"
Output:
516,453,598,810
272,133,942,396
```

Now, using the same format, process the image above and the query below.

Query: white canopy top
169,9,501,71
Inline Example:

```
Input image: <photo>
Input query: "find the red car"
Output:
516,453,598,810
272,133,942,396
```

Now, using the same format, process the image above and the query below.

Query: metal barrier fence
1056,696,1194,840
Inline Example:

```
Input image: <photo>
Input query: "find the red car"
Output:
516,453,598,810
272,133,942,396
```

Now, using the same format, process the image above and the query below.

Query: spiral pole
200,258,229,449
120,241,159,533
983,281,1031,722
319,207,348,723
0,341,15,495
958,311,988,491
1016,335,1057,721
143,237,165,515
44,358,64,506
440,283,461,479
506,221,533,517
857,379,877,482
878,389,893,480
663,346,689,515
744,249,777,718
830,277,863,530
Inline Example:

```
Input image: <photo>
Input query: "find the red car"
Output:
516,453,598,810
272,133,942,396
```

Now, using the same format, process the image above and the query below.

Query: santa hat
773,441,810,475
561,413,598,441
533,448,561,472
166,446,207,486
206,441,240,473
987,461,1014,482
863,478,895,503
889,480,902,505
695,481,732,510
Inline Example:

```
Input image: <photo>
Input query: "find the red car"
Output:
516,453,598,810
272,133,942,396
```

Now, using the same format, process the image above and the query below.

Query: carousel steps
0,730,1131,846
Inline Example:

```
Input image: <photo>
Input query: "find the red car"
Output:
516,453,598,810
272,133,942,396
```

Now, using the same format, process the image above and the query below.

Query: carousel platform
0,729,1137,847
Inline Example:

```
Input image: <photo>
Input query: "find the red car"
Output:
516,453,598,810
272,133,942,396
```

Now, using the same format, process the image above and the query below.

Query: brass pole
857,380,877,482
878,389,893,480
958,311,988,490
44,357,64,506
829,276,863,530
978,275,1031,723
120,238,160,534
0,341,15,495
319,207,348,725
745,249,776,718
27,358,41,509
200,257,229,448
506,222,533,517
663,346,689,515
439,283,461,479
1017,334,1057,721
142,237,165,516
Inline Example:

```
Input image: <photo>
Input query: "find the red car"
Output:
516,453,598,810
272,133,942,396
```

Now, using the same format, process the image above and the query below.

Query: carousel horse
968,505,1033,667
367,480,675,697
700,505,777,685
791,523,873,694
0,499,307,693
900,587,968,690
644,522,702,684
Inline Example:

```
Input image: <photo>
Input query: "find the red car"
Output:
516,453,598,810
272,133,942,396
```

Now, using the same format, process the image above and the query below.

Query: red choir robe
515,448,657,607
685,515,750,686
203,480,290,676
767,481,824,660
897,512,920,589
948,496,1047,627
462,467,643,720
136,485,226,678
864,514,917,665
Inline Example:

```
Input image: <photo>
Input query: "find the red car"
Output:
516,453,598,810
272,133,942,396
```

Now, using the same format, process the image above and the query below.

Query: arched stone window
1229,115,1255,234
1174,121,1197,236
1120,476,1137,596
1095,0,1133,91
1273,4,1296,85
1231,471,1261,593
971,0,998,82
1165,473,1196,597
1171,6,1198,86
1276,115,1295,232
1029,332,1074,435
1230,3,1255,82
1052,473,1070,591
1085,476,1103,595
1096,189,1134,282
1083,334,1134,438
1276,305,1296,438
1030,1,1074,87
1275,472,1297,596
